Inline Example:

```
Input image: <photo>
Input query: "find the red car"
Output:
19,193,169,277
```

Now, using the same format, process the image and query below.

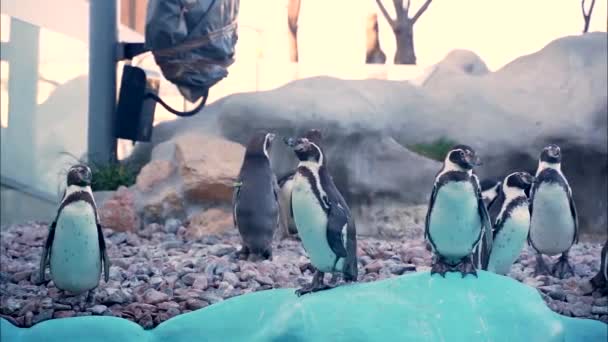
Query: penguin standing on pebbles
284,133,358,296
39,164,110,298
233,132,280,261
486,172,534,275
528,144,578,278
425,145,492,277
590,240,607,292
277,129,324,239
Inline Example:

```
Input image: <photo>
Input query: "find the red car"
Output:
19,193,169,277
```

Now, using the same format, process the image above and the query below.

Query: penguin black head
66,164,92,187
303,129,322,145
245,132,276,159
539,144,561,164
504,171,534,193
445,145,481,171
284,136,323,164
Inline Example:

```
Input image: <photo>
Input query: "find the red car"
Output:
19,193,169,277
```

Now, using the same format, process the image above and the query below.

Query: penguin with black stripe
425,145,492,277
486,171,534,275
39,164,110,296
233,132,280,261
480,178,501,209
277,129,324,239
284,133,358,296
590,239,607,292
528,144,578,278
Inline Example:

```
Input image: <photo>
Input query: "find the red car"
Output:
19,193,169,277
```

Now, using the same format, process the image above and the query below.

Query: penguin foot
430,258,451,278
456,257,478,278
590,272,607,291
295,283,334,296
534,254,551,276
236,246,250,261
552,257,574,279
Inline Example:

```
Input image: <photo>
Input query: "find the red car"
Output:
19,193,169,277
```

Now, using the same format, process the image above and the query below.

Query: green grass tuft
90,162,137,192
408,137,459,161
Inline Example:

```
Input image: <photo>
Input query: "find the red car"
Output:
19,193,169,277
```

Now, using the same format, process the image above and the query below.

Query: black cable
144,88,209,117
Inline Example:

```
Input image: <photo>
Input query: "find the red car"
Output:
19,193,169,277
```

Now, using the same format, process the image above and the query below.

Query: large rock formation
127,33,607,235
1,272,606,341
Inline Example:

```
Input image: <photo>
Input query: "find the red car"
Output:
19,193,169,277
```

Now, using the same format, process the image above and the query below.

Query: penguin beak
466,154,482,167
548,146,560,158
267,133,276,143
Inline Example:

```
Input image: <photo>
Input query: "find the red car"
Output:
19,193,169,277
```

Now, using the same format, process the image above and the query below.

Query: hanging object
145,0,240,103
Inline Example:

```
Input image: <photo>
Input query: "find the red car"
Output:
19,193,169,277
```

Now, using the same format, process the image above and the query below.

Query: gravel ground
1,222,606,329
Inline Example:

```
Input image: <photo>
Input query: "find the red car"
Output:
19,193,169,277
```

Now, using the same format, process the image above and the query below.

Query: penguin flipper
424,183,439,250
326,202,348,259
473,174,493,269
568,188,579,245
39,221,56,282
232,182,242,228
96,223,110,282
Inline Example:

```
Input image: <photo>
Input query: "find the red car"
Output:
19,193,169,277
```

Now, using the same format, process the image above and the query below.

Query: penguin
486,171,534,275
277,129,324,239
233,132,280,261
590,239,607,292
425,145,492,277
284,133,358,296
39,164,110,295
277,171,298,237
528,144,578,278
480,178,501,209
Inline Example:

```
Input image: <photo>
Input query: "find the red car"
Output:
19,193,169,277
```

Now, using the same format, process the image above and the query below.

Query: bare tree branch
375,0,395,27
404,0,411,12
287,0,301,62
581,0,596,33
412,0,433,24
392,0,404,19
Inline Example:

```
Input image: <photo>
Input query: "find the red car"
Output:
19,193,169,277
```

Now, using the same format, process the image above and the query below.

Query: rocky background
0,221,605,329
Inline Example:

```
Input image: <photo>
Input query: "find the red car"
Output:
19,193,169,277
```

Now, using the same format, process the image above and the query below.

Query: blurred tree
365,13,387,64
287,0,302,62
581,0,596,34
375,0,433,65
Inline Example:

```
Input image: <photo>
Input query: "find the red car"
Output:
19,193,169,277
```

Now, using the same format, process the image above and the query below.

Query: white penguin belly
50,202,101,293
429,182,481,262
530,184,575,256
488,206,530,275
292,176,343,273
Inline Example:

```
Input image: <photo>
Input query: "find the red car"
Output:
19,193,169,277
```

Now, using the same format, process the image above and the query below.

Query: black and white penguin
528,144,578,278
233,132,280,261
425,145,492,277
276,129,324,239
39,164,110,296
284,133,358,295
480,178,501,209
486,171,534,275
590,239,607,292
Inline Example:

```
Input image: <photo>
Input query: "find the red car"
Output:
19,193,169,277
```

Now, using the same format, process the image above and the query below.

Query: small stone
53,303,71,311
208,244,236,257
186,298,209,310
161,240,182,250
594,297,607,307
32,309,54,325
4,298,23,314
591,306,608,315
103,288,131,305
166,307,181,318
364,260,384,274
24,312,33,327
255,275,274,286
222,272,240,286
88,305,108,315
163,218,181,234
192,277,209,290
200,293,223,304
239,270,258,282
569,302,592,317
157,301,180,311
53,310,76,319
143,289,169,305
389,264,416,275
12,270,32,283
138,313,154,329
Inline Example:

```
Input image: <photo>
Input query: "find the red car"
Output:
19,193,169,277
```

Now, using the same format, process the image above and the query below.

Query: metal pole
88,0,118,166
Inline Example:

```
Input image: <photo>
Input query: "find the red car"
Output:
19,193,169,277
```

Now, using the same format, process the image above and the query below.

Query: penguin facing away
480,178,501,209
486,171,534,275
284,133,358,296
425,145,492,277
277,129,324,239
528,144,578,278
590,239,607,292
39,164,110,295
233,132,280,261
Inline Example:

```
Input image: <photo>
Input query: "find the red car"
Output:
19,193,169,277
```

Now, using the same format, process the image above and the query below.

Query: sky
238,0,608,70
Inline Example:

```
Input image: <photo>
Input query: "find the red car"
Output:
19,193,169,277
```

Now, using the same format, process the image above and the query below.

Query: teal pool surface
2,271,606,342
